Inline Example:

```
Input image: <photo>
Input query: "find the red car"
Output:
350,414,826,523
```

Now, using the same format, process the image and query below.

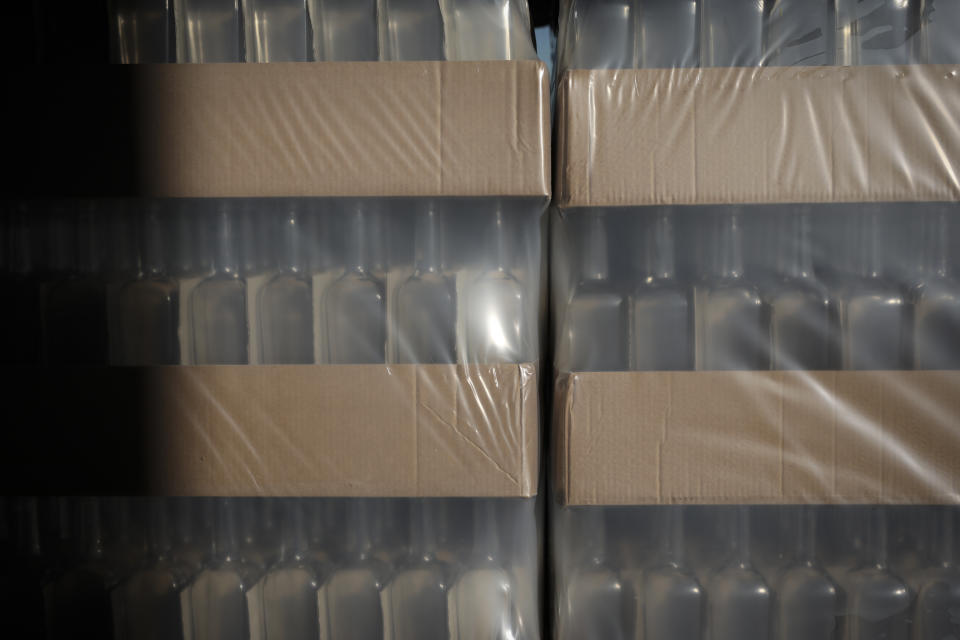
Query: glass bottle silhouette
911,508,960,640
701,0,765,67
839,211,911,370
186,498,259,640
764,0,836,66
115,206,181,365
108,0,172,63
1,210,42,364
837,0,921,65
465,210,530,364
565,0,637,69
842,507,914,640
380,0,444,60
631,210,693,371
560,211,626,372
172,498,209,576
767,210,834,370
396,208,457,364
2,498,49,639
382,500,449,640
708,507,773,640
320,500,387,640
638,507,703,640
174,0,241,62
306,0,377,60
912,209,960,369
447,499,520,640
639,0,700,68
191,208,249,364
44,499,118,640
776,507,840,640
256,499,322,640
323,208,386,364
558,508,625,640
241,0,309,62
694,211,770,370
112,499,189,640
444,0,534,60
259,208,314,364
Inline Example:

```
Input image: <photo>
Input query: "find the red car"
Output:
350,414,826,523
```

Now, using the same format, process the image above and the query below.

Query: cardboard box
553,65,960,506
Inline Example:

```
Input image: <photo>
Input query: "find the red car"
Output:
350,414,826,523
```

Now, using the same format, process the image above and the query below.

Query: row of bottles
0,200,538,366
0,496,538,640
556,504,960,640
561,0,960,69
555,206,960,371
109,0,535,63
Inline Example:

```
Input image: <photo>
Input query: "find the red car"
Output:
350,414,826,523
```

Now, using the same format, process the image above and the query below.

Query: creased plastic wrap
0,496,541,640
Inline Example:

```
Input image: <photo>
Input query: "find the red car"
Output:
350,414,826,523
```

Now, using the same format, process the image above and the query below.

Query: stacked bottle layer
559,0,960,69
553,204,960,372
109,0,536,63
555,504,960,640
1,496,539,640
1,199,540,366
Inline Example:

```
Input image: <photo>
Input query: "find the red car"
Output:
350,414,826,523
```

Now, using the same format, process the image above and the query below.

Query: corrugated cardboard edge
556,370,960,506
3,363,538,497
555,65,960,207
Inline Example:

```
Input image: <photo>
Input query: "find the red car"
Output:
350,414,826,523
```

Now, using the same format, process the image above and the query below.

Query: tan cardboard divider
5,61,550,199
555,65,960,207
556,370,960,506
3,364,538,497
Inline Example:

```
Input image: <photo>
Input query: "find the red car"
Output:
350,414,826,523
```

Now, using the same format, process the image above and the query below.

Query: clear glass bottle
775,507,840,640
639,0,700,68
241,0,309,62
767,210,834,370
631,210,693,371
380,0,445,60
191,207,249,364
764,0,835,66
307,0,378,60
174,0,242,62
638,507,703,640
186,498,259,640
701,0,765,67
447,500,519,640
694,210,770,370
171,497,209,575
108,0,173,63
443,0,535,60
320,500,387,640
912,209,960,369
559,211,627,372
841,507,914,640
256,499,322,640
559,508,625,640
708,507,773,640
465,209,530,364
259,208,314,364
396,208,457,364
382,500,449,640
911,508,960,640
323,208,386,364
565,0,637,69
839,211,911,370
112,499,189,640
837,0,922,65
115,205,181,365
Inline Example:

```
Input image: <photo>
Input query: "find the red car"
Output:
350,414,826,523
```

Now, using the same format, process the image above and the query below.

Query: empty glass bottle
911,508,960,640
108,0,173,63
259,208,314,364
701,0,765,67
912,209,960,369
631,210,693,371
639,0,700,68
323,208,386,364
380,0,445,60
114,205,181,365
382,500,449,640
837,0,922,65
443,0,535,60
395,208,457,364
174,0,242,62
191,207,249,364
764,0,835,66
708,507,773,640
241,0,309,62
560,211,627,372
307,0,378,60
839,211,911,370
694,210,770,370
565,0,637,69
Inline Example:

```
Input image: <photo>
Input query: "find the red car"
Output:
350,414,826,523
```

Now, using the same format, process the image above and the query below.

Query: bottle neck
713,212,745,280
491,209,512,272
921,209,951,279
414,208,444,273
580,213,610,283
277,208,305,274
15,498,43,557
212,209,241,276
79,498,105,561
140,208,168,277
779,212,815,279
75,210,102,275
866,507,889,569
641,211,677,281
279,500,309,561
147,498,172,558
735,506,752,568
939,508,955,568
212,498,239,562
797,506,818,565
409,500,439,560
659,507,685,566
472,500,501,562
346,209,372,274
346,501,375,560
856,212,884,280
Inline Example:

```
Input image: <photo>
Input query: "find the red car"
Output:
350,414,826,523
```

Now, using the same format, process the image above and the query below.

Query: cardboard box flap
3,363,538,497
555,66,960,207
556,370,960,505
